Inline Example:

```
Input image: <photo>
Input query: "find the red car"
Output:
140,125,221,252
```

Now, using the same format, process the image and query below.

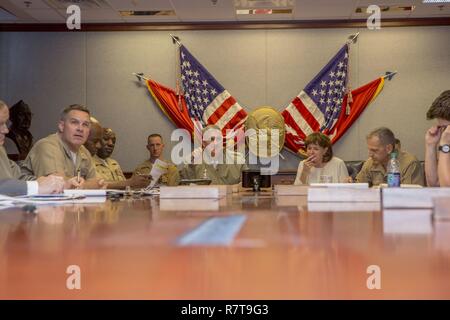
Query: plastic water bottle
387,152,401,187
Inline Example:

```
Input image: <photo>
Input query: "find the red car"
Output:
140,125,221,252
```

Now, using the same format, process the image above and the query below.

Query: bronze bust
6,100,33,160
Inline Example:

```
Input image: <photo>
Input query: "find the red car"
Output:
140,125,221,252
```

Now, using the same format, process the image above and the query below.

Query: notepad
26,194,80,200
64,189,107,197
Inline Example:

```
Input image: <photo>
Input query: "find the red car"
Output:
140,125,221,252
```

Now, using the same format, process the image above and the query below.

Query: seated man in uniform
425,90,450,187
83,117,103,158
0,100,66,195
356,127,424,186
133,133,179,186
21,104,105,189
179,125,247,185
95,128,148,189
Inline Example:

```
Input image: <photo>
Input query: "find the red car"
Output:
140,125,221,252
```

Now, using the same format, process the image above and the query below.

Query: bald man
84,117,103,157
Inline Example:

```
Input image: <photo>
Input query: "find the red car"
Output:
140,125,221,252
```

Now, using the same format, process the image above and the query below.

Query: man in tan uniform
84,117,103,158
133,133,179,186
94,128,126,182
21,104,104,189
179,125,247,185
356,127,424,186
425,90,450,187
0,100,65,195
95,128,148,189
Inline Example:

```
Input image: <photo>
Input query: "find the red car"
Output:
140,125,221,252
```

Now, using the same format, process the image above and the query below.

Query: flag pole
383,71,398,80
347,32,360,44
170,34,184,111
170,34,182,46
345,33,359,114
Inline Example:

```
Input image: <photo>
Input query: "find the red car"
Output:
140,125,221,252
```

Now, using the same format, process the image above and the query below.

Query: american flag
179,45,247,134
282,44,350,151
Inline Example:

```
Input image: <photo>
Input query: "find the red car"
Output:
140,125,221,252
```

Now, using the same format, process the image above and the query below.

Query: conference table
1,190,450,299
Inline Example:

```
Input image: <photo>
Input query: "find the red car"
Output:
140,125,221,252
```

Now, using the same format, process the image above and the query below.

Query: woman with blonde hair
294,132,349,185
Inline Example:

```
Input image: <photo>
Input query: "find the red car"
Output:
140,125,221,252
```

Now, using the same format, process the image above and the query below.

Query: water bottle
387,152,401,187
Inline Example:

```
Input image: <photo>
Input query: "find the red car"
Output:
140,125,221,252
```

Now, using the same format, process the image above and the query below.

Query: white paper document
64,189,107,197
0,194,106,206
145,159,169,190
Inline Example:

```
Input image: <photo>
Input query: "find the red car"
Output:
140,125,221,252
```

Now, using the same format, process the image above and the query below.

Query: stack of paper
64,189,107,197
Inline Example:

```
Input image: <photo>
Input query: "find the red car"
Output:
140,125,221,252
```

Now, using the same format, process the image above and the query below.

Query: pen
76,169,81,188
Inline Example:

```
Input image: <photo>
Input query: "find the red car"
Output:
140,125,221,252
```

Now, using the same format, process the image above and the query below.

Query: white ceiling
0,0,449,23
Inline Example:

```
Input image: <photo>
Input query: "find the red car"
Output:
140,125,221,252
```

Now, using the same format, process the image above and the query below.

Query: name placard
274,185,309,196
160,186,221,199
308,188,380,202
382,188,450,208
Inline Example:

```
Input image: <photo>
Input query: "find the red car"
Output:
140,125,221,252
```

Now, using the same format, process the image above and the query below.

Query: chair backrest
345,161,365,180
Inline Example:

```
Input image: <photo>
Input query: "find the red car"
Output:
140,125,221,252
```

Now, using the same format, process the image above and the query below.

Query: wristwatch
438,144,450,153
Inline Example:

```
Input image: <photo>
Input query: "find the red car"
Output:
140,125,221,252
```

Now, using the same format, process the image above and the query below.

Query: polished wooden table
1,192,450,299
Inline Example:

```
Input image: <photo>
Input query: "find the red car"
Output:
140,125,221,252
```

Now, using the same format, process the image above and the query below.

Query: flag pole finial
383,71,398,81
170,34,182,46
132,72,149,81
347,32,360,44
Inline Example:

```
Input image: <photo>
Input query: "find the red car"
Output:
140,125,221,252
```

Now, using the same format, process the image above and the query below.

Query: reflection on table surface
1,192,450,299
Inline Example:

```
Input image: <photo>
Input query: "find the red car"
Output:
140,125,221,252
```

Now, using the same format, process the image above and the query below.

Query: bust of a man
6,100,33,160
